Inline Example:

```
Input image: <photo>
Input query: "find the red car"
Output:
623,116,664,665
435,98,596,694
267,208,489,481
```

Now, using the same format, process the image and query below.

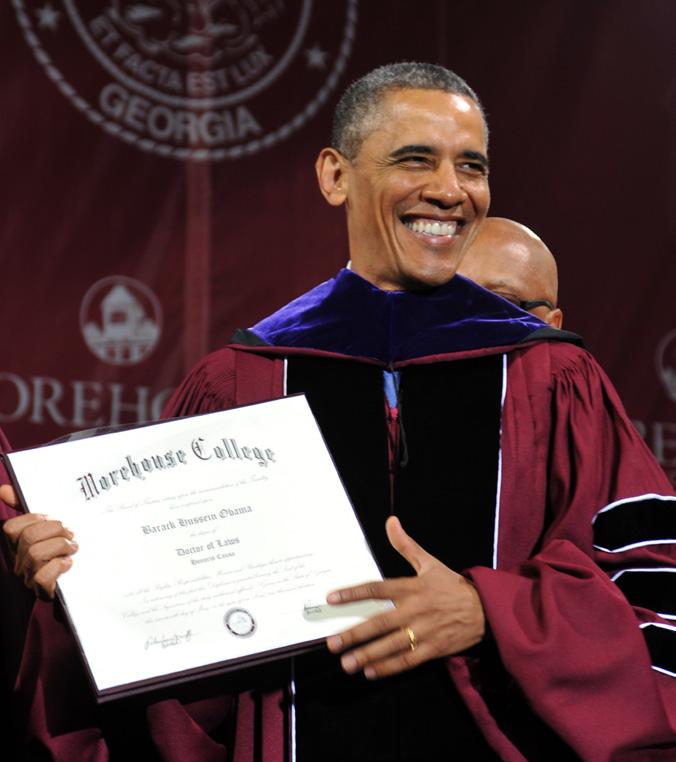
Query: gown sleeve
466,344,676,761
162,346,284,417
162,349,238,417
0,425,16,522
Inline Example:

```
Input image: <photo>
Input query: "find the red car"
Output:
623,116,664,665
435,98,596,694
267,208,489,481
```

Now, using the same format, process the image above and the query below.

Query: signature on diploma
145,630,193,650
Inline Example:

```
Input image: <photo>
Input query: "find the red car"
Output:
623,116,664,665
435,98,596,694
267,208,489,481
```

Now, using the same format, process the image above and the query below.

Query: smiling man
317,86,490,291
5,63,675,761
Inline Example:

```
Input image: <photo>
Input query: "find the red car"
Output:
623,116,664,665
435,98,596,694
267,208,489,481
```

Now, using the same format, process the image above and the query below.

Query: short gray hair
331,62,486,160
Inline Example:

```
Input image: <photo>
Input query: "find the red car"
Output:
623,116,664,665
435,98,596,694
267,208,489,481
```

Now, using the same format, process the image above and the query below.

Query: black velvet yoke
286,355,503,762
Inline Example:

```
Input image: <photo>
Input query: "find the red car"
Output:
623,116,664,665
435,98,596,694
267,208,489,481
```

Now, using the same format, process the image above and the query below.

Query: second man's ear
315,148,349,206
544,307,563,329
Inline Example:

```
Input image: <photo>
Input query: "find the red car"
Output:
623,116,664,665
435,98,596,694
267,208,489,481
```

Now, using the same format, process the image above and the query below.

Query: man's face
337,89,490,291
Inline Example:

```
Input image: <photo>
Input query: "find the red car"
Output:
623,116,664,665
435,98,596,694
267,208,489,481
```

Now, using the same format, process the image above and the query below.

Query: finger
385,516,434,574
15,519,74,552
18,536,79,575
2,513,49,544
362,641,436,680
15,521,76,573
30,555,74,599
326,576,416,605
326,607,404,653
337,625,419,673
0,484,17,507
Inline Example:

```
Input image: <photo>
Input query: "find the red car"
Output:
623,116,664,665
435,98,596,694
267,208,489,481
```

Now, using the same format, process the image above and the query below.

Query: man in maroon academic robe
3,63,675,760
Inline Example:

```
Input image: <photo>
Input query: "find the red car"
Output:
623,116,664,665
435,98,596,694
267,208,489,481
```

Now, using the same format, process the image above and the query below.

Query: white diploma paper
6,395,386,699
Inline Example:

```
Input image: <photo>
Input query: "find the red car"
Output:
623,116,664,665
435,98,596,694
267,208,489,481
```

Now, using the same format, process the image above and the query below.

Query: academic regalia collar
249,268,567,363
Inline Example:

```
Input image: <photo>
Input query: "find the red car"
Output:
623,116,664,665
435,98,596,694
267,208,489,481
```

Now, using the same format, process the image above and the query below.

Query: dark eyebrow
389,144,436,159
388,145,489,169
461,149,489,168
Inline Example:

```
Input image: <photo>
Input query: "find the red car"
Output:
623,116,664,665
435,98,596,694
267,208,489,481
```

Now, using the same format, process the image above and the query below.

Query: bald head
459,217,563,328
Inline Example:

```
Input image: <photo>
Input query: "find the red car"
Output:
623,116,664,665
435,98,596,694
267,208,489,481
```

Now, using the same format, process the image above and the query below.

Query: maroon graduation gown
4,341,676,760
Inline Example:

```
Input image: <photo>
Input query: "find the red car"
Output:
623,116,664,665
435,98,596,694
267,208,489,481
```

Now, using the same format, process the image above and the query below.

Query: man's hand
325,516,485,679
0,484,17,507
1,485,78,598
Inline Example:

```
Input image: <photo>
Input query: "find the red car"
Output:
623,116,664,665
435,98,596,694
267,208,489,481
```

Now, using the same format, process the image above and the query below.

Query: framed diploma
4,395,387,702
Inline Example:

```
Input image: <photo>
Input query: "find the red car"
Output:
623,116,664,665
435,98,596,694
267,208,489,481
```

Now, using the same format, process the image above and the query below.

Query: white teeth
404,220,457,236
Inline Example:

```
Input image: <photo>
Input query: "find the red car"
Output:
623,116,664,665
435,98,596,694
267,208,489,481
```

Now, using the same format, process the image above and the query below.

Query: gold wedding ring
403,626,417,652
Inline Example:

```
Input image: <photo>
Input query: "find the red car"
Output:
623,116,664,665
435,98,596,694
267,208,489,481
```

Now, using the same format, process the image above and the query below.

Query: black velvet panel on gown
287,356,503,762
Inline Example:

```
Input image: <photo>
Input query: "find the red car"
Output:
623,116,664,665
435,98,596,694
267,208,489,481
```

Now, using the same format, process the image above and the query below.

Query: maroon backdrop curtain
1,0,675,485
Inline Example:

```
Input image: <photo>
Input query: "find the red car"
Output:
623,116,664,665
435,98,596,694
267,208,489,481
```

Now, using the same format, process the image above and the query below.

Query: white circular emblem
656,329,676,403
224,607,256,637
80,275,162,366
14,0,358,160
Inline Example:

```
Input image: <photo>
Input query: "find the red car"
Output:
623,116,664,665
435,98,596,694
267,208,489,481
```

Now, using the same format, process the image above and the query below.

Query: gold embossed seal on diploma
4,396,385,701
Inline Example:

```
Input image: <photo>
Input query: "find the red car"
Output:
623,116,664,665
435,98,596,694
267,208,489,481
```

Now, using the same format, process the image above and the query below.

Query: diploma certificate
5,396,386,700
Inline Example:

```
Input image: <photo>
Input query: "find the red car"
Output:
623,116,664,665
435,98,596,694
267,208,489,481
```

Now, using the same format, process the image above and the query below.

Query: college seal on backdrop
224,607,256,637
13,0,358,160
80,275,162,365
656,329,676,403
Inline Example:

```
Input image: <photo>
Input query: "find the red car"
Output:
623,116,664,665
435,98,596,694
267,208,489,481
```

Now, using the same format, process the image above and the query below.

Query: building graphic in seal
80,276,162,366
13,0,358,160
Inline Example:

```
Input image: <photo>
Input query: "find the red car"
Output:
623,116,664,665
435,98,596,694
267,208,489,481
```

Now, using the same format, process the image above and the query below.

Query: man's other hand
2,490,78,599
325,516,485,679
0,484,17,507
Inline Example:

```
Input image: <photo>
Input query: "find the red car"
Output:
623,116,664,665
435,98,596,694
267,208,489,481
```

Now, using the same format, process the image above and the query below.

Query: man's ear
315,147,348,206
544,307,563,329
